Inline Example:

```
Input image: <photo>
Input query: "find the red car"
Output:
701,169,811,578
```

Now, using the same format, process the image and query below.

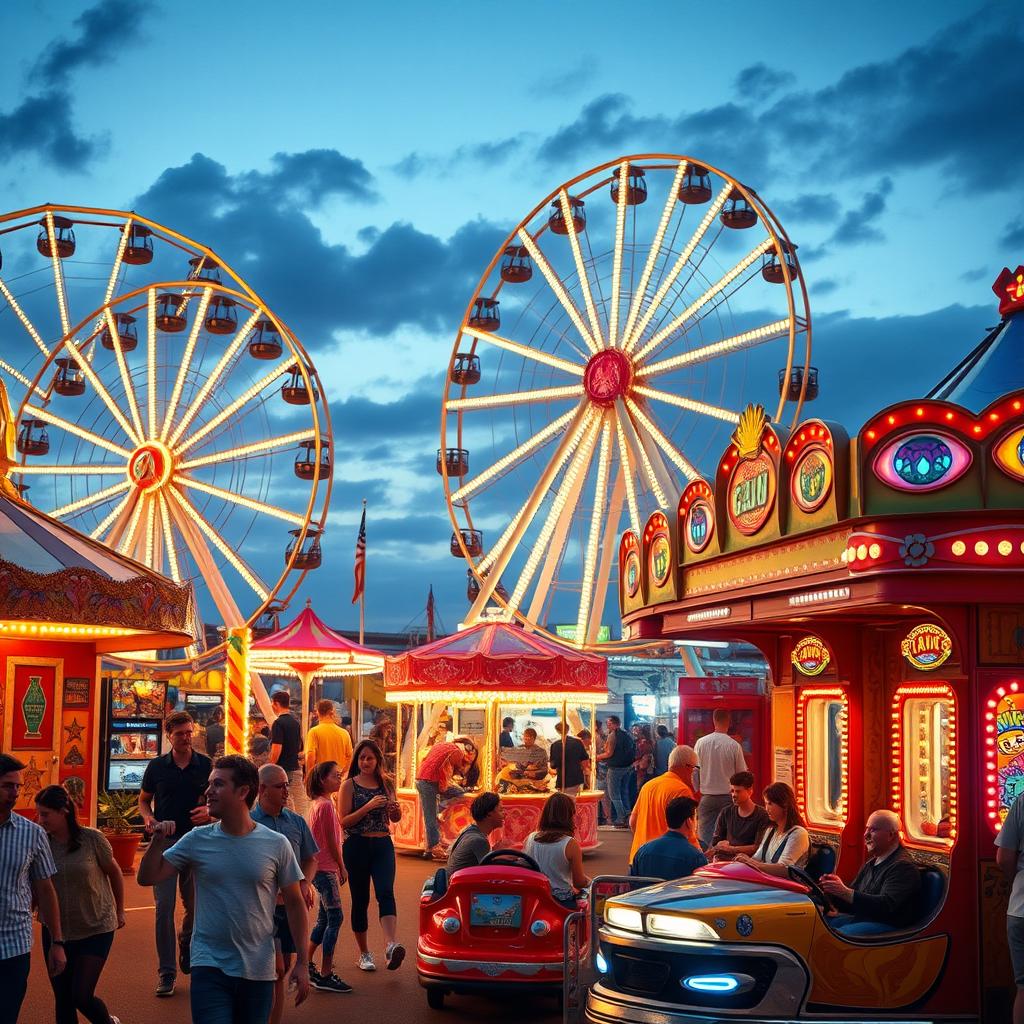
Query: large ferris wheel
442,155,814,649
0,206,332,667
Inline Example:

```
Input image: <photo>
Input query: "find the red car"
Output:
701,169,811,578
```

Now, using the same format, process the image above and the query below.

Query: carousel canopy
384,621,607,701
249,601,385,676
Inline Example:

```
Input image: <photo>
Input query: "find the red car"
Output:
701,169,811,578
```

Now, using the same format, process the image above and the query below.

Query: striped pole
225,626,251,755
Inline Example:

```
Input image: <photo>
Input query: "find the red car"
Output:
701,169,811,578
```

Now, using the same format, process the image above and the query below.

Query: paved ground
20,830,632,1024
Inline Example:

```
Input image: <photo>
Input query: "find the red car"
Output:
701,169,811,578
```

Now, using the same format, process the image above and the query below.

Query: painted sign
791,636,832,677
624,549,641,598
685,498,714,553
10,663,57,751
554,624,612,644
792,446,833,513
649,531,671,586
901,623,953,671
62,677,91,708
987,687,1024,830
730,452,776,535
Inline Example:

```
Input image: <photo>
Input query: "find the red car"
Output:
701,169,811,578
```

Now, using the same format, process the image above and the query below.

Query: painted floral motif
899,533,934,567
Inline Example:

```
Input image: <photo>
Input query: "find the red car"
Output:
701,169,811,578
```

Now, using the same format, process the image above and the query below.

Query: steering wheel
480,848,542,872
787,865,835,913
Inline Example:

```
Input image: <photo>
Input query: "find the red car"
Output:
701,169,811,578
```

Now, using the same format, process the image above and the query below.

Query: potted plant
98,789,143,874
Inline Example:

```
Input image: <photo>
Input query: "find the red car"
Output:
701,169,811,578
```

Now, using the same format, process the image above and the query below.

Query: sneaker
309,964,323,986
358,951,376,971
156,975,175,997
314,973,353,993
110,1017,121,1024
179,942,191,975
385,942,405,971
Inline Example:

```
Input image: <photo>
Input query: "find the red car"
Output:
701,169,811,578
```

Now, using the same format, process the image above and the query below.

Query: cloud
735,64,795,101
388,135,527,181
329,379,439,441
31,0,154,88
253,150,377,205
1001,216,1024,251
0,91,98,170
776,193,841,224
528,61,598,100
826,177,893,247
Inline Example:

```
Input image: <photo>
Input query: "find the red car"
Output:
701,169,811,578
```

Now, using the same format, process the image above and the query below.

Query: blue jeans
830,914,894,936
311,871,344,957
416,779,442,848
605,766,631,824
190,966,273,1024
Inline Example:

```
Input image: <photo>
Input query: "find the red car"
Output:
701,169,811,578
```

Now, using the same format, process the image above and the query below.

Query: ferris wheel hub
583,348,633,407
127,440,173,495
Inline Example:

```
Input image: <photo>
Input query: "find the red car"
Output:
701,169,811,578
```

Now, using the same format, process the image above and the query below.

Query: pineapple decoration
726,404,779,536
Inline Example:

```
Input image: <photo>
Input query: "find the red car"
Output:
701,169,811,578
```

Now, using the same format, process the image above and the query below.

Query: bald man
820,810,921,935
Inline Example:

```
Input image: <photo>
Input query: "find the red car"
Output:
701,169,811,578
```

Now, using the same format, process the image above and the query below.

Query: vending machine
677,676,769,791
100,677,166,794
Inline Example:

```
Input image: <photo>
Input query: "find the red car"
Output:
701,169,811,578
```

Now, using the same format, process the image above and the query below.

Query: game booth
383,620,608,853
607,271,1024,1021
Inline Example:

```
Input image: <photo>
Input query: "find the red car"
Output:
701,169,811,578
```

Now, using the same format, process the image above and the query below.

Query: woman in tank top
735,781,809,877
523,792,590,906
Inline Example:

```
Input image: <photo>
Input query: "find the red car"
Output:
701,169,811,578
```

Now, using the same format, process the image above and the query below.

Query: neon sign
986,682,1024,832
994,265,1024,318
791,636,831,677
901,624,953,671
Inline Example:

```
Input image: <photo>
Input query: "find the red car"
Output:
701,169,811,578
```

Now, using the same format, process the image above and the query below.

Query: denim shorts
273,905,296,956
1009,915,1024,986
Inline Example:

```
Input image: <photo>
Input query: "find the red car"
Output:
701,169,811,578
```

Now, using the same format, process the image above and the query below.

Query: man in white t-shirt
996,790,1024,1024
693,709,746,849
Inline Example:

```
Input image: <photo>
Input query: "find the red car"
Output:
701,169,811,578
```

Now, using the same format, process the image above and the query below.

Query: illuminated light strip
170,487,270,600
0,279,50,357
620,160,689,350
450,410,575,504
638,319,792,378
614,414,642,536
476,408,595,575
173,474,305,526
633,384,739,425
146,288,158,439
506,416,601,615
607,162,631,349
175,357,293,455
23,404,131,458
15,463,122,475
90,490,132,539
0,359,46,399
385,689,606,706
143,496,157,567
167,309,261,448
517,228,599,355
157,491,181,582
178,428,316,470
49,479,131,519
576,418,612,641
624,182,731,355
119,492,147,554
632,238,774,363
788,587,851,607
161,287,212,442
796,687,849,828
103,308,145,441
617,401,669,509
46,212,72,341
559,189,604,346
686,606,731,623
446,384,584,412
985,681,1023,833
623,398,699,481
0,621,141,637
62,333,141,445
461,326,584,376
101,218,131,308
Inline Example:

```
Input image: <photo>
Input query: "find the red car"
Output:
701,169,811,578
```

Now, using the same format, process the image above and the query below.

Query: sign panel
62,677,91,708
729,452,776,535
791,636,832,677
554,624,612,644
792,446,833,513
901,624,953,671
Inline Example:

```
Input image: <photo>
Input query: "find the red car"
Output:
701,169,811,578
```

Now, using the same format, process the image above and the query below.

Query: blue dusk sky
0,0,1021,640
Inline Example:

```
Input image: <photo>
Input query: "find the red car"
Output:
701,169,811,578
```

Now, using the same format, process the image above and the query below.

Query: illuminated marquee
985,682,1024,832
726,405,777,536
901,623,953,671
791,635,831,677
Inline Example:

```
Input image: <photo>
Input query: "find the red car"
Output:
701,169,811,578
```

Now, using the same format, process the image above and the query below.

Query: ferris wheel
442,154,813,649
13,280,332,668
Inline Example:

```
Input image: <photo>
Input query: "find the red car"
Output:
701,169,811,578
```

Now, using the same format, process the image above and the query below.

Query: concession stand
614,271,1024,1019
384,620,607,853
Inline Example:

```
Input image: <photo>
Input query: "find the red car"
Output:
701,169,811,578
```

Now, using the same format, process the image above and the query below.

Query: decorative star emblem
63,717,85,742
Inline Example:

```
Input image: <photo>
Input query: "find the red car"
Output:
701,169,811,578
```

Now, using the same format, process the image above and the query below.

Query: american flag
351,506,366,604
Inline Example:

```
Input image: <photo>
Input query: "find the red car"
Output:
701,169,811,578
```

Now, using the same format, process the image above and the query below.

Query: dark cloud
254,150,377,205
776,193,841,224
811,278,839,296
0,91,97,170
329,380,439,441
734,64,796,101
1001,216,1024,251
528,61,598,100
388,136,526,181
826,177,892,247
31,0,154,88
961,267,990,283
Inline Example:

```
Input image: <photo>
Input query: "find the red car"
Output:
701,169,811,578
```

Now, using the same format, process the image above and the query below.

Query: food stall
383,621,607,852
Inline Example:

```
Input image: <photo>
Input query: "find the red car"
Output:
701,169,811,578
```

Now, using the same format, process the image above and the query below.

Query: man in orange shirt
628,745,699,865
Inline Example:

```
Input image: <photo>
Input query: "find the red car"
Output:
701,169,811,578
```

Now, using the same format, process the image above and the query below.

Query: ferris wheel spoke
173,474,306,526
23,404,132,459
178,428,316,471
62,338,141,445
462,326,585,376
632,384,740,425
156,491,182,582
100,218,131,310
623,396,699,482
615,399,673,508
613,414,642,536
146,289,159,438
49,479,131,520
0,279,50,358
118,492,148,555
586,469,626,645
637,318,792,378
44,212,73,342
168,487,270,603
632,239,774,364
160,287,213,443
624,183,732,355
516,229,600,356
175,355,291,456
607,162,632,349
90,489,133,540
620,160,689,349
557,189,604,347
447,385,583,413
0,359,46,400
15,463,122,475
166,309,262,449
509,415,601,618
450,410,575,505
102,308,145,440
575,417,612,640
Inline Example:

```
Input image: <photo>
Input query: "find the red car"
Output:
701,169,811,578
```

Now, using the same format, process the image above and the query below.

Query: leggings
310,871,344,957
43,929,115,1024
342,834,397,934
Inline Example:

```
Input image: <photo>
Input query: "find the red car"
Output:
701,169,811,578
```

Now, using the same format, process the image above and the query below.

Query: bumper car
418,848,587,1009
587,860,947,1022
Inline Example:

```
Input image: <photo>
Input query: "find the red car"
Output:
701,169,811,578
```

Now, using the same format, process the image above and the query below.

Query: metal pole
561,699,567,793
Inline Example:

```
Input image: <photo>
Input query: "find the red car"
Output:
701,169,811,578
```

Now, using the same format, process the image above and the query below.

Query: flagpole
357,498,366,741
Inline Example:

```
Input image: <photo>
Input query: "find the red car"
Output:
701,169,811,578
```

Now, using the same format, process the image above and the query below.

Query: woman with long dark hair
339,740,404,972
736,781,809,878
523,792,589,906
35,785,125,1024
632,723,655,795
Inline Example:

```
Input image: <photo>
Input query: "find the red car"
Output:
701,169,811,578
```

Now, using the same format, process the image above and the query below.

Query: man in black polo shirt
139,710,212,997
549,722,591,796
269,690,305,814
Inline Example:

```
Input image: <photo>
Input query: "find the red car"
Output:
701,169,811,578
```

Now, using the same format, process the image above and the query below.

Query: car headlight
605,906,643,932
646,914,718,941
